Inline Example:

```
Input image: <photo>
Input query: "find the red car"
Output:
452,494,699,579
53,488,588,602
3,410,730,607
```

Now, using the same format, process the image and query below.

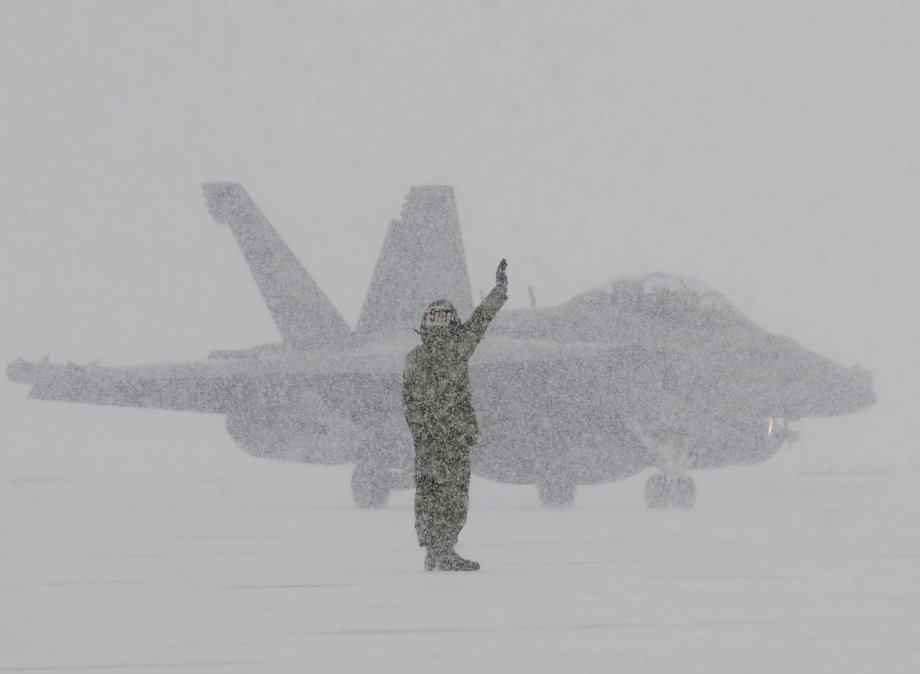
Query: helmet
420,299,459,335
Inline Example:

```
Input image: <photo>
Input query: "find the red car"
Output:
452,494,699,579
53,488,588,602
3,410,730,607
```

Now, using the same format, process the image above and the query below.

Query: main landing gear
537,478,577,508
351,461,389,508
644,473,696,509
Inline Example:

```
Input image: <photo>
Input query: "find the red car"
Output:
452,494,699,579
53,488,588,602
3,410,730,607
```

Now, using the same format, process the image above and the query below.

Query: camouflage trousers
414,470,471,550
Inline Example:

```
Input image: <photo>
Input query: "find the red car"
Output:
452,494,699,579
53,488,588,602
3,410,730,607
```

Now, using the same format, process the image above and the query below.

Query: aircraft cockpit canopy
596,273,751,327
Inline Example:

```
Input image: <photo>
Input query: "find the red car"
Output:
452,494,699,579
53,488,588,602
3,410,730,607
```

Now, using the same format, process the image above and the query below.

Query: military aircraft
7,183,876,509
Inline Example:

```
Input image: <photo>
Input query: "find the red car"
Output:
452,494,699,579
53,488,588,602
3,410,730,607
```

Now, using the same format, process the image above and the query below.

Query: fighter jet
7,184,876,509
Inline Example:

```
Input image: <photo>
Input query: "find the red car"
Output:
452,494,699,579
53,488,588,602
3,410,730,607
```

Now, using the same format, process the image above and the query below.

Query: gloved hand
496,258,508,291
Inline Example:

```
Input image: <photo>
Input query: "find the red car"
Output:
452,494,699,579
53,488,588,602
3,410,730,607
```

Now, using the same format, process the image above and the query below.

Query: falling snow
2,2,918,672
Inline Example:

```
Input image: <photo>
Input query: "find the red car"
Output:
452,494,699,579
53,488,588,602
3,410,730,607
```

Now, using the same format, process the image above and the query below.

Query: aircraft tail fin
202,183,351,350
356,186,474,339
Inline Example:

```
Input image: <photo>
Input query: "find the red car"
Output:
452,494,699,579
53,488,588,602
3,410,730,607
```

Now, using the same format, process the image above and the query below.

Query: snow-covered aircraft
7,184,876,509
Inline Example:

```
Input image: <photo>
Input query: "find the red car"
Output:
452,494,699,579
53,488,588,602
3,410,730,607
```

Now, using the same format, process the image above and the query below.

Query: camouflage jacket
402,285,507,478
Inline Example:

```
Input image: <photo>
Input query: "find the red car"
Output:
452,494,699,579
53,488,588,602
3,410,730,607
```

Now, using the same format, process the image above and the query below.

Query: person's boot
432,546,480,571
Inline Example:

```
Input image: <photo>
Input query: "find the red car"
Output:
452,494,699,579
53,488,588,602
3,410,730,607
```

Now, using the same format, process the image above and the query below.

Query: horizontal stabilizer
203,183,351,350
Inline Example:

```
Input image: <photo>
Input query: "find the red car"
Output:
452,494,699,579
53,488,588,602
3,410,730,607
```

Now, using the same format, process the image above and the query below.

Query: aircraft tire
669,476,696,509
644,473,669,509
351,464,388,509
537,479,577,508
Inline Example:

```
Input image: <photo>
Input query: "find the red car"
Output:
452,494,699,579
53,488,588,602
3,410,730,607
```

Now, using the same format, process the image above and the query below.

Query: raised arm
457,259,508,358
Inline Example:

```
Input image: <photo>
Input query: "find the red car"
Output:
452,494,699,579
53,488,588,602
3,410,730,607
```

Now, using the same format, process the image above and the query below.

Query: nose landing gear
638,429,697,509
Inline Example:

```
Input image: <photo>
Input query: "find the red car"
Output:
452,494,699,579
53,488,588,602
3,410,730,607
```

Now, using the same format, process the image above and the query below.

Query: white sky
1,0,917,462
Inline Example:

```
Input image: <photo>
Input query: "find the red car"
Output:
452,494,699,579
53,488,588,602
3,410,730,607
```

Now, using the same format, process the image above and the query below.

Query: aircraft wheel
351,464,388,509
645,473,669,509
537,479,577,508
669,476,696,510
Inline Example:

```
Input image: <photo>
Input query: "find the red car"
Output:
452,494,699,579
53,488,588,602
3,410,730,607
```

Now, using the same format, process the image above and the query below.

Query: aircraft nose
848,365,877,410
815,361,877,416
775,349,877,419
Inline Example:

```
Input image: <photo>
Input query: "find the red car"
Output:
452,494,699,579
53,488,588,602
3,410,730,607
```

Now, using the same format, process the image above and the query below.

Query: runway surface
1,400,917,673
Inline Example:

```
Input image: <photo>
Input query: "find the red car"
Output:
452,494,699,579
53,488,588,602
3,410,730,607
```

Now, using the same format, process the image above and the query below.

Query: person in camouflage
402,259,508,571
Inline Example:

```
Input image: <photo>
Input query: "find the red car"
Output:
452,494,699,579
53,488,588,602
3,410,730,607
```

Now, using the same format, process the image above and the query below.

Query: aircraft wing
6,357,247,414
5,344,415,416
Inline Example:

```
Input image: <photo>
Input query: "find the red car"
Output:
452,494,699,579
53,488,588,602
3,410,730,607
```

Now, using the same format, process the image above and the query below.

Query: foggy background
1,0,917,470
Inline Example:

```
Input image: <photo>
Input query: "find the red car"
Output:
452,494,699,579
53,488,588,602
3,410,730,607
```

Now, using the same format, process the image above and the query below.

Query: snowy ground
1,395,917,673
